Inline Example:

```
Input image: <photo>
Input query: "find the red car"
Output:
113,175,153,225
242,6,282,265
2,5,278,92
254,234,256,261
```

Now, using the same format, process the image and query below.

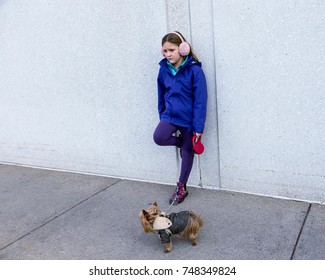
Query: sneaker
169,182,188,205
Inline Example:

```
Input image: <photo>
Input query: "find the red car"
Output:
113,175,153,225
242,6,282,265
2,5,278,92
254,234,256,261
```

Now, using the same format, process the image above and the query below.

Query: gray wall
0,0,324,203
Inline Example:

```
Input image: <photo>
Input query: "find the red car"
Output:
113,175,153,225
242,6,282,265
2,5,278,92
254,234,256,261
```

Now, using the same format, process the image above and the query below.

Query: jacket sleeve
157,70,166,119
192,67,208,134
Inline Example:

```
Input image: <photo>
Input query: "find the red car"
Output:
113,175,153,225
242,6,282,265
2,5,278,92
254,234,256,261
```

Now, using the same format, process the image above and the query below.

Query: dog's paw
164,243,172,253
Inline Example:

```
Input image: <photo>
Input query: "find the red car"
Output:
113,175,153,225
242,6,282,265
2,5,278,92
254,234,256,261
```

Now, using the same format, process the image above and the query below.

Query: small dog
139,201,203,253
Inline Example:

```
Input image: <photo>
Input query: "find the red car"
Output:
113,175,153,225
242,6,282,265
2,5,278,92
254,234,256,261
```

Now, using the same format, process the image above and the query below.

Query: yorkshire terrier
139,201,203,253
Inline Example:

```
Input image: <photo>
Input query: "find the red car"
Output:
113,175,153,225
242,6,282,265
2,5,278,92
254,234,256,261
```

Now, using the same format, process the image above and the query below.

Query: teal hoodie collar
167,56,188,76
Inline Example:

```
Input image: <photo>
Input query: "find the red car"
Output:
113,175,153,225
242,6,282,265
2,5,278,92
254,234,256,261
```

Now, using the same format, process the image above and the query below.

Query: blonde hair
162,31,199,62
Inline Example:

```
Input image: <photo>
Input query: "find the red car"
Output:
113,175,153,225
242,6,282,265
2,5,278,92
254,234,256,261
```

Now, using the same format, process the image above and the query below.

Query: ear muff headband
161,32,191,57
171,32,191,56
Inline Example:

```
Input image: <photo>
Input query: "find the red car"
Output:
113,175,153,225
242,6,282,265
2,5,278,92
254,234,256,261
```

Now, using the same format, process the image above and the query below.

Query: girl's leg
169,126,194,205
178,127,194,185
153,121,182,147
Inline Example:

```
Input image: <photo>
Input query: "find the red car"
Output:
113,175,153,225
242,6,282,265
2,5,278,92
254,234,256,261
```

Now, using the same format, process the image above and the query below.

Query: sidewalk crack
290,203,311,260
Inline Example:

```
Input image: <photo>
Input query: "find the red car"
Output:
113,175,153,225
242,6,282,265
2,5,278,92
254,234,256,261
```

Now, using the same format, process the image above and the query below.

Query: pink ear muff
161,48,165,57
178,42,190,56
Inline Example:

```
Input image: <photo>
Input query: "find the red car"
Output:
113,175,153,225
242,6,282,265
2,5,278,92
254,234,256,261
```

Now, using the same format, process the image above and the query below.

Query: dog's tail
189,211,204,229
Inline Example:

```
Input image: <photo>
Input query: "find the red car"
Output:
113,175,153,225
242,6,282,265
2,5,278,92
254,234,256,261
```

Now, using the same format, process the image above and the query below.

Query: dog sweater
157,211,190,244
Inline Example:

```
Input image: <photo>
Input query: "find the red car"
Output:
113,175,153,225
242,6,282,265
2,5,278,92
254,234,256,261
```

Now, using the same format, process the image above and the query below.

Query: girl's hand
194,133,202,142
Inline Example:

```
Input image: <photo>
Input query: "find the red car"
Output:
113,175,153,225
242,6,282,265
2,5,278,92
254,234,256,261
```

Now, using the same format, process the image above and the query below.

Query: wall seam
188,0,192,42
211,0,222,188
165,0,169,31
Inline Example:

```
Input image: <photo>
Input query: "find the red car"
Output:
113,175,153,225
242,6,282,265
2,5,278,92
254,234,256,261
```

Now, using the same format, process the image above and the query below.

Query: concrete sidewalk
0,164,324,260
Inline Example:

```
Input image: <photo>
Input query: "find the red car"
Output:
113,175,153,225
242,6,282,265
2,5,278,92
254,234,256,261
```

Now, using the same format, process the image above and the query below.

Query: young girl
153,31,208,205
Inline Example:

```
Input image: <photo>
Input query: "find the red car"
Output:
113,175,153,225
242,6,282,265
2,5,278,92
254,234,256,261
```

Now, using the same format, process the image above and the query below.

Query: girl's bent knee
153,132,164,146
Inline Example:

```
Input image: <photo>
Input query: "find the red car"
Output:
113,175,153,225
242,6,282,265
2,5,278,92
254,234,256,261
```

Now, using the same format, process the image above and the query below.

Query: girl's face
162,42,184,68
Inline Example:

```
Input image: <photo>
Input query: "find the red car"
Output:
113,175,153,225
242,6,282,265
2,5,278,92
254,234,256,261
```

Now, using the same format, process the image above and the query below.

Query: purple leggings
153,121,194,184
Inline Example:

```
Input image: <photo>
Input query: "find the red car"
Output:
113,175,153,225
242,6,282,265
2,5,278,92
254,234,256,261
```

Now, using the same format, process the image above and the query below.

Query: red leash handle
192,135,204,154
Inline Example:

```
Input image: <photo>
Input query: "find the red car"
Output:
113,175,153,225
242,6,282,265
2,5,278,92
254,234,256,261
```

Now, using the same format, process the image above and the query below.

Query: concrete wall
213,0,325,203
0,0,324,203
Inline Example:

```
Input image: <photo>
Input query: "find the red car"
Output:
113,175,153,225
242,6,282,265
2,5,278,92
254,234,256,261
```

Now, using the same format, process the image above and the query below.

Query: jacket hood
159,55,202,69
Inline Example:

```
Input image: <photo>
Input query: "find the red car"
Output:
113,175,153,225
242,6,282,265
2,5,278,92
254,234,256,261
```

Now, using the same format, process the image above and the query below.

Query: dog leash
196,154,203,187
165,195,177,214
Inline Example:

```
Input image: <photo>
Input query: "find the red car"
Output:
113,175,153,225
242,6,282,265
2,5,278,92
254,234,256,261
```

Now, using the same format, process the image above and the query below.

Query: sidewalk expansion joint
290,203,311,260
0,179,123,252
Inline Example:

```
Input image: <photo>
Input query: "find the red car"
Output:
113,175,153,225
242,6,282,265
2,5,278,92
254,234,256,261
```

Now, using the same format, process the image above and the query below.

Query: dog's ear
142,209,149,217
139,209,148,219
139,210,154,233
153,201,158,206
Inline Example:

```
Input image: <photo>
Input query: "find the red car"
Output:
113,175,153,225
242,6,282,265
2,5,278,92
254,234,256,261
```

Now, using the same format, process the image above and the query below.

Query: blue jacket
157,55,208,134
